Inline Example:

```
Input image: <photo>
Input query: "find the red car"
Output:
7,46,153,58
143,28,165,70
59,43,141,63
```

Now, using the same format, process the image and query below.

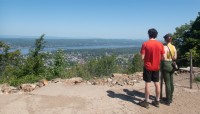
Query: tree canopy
173,13,200,67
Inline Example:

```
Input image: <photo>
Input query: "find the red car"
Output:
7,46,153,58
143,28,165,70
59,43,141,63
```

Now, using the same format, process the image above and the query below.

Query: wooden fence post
190,51,193,89
160,71,163,99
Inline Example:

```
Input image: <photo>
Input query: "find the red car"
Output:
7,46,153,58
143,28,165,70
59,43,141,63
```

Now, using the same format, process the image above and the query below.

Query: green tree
95,55,116,77
87,59,98,76
0,41,21,78
127,53,143,74
172,22,193,50
172,13,200,66
52,49,67,78
20,34,47,76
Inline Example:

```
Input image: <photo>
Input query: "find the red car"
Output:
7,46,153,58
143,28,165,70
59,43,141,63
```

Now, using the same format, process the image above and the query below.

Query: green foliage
0,34,49,86
173,13,200,67
0,41,21,78
88,55,117,77
31,34,45,57
87,59,98,76
8,75,42,86
65,55,117,79
172,22,193,50
127,53,143,74
21,34,47,76
185,47,200,64
52,49,67,78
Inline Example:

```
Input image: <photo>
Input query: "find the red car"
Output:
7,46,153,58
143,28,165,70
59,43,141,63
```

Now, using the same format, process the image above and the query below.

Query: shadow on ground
107,89,155,106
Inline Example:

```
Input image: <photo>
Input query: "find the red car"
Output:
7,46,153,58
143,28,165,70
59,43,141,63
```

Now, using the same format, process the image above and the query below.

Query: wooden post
160,71,163,99
190,51,193,89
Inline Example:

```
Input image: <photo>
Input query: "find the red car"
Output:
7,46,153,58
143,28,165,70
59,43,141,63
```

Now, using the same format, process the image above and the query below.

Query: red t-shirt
140,39,164,71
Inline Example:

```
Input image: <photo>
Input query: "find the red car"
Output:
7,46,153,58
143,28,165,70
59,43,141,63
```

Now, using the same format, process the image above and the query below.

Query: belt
162,59,173,62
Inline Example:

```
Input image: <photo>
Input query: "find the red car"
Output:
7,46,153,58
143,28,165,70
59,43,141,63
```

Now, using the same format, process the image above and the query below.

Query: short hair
148,28,158,38
163,33,173,43
163,33,172,39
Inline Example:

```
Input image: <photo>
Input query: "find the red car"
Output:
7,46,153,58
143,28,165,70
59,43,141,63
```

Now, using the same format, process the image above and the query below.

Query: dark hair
148,28,158,38
163,33,172,43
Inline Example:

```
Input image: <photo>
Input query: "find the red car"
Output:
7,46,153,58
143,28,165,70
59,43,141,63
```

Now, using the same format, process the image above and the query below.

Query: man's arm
141,54,145,60
140,43,145,60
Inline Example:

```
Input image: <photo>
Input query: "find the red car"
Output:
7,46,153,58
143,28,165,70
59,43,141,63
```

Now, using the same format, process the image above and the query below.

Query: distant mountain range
0,37,145,48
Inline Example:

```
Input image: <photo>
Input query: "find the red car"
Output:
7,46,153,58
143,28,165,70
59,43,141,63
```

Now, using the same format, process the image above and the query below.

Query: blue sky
0,0,199,39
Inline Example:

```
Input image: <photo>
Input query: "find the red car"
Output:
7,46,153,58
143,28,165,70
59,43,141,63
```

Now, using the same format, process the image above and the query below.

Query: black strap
166,45,174,61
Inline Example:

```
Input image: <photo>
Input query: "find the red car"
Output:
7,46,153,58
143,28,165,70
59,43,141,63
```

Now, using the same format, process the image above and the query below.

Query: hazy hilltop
0,37,144,48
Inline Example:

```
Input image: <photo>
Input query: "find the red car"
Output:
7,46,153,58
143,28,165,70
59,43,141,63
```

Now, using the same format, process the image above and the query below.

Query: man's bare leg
145,82,151,102
154,82,160,101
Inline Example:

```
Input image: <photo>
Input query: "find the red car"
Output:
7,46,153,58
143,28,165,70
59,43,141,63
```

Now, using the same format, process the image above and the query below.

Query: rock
128,80,134,85
1,83,11,94
83,73,142,86
107,78,112,82
92,81,98,85
37,82,44,88
133,80,137,83
20,84,36,92
133,72,143,77
51,78,64,83
9,86,19,94
112,80,117,85
38,79,49,87
112,73,122,78
103,78,108,82
86,81,92,85
66,77,83,84
174,71,178,75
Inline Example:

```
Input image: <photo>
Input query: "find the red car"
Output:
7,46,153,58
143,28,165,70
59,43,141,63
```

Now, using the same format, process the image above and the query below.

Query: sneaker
139,100,149,109
165,101,171,106
161,98,172,104
152,100,159,107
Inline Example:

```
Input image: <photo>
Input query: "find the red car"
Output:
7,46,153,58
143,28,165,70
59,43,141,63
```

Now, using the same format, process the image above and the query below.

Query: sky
0,0,200,39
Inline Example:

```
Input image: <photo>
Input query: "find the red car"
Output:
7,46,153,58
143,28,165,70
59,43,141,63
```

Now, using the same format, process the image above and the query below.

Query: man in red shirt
139,28,165,108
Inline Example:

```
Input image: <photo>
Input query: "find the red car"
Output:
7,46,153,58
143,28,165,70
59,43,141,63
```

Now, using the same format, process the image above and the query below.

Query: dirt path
0,73,200,114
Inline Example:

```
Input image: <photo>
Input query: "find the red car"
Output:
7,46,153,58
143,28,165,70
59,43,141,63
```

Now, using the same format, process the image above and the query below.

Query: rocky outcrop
88,72,143,86
0,72,143,94
0,83,19,94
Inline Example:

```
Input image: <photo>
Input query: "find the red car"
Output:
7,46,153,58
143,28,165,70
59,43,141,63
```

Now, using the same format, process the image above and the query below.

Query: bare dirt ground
0,73,200,114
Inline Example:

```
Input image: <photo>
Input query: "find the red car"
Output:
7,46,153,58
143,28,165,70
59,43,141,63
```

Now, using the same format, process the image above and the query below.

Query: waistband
162,60,173,62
